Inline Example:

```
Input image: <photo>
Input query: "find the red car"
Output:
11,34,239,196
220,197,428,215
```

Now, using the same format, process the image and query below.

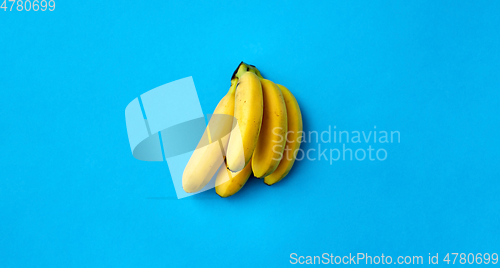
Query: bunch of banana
182,62,303,197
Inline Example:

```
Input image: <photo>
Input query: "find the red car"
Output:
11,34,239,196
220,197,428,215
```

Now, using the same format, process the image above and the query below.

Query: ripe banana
247,65,303,185
251,79,288,178
183,61,301,196
182,63,249,193
215,159,253,198
225,71,263,172
264,84,303,185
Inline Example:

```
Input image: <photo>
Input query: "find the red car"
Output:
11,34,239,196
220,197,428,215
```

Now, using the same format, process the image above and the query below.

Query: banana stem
228,79,238,94
231,61,251,81
247,65,264,79
229,62,264,92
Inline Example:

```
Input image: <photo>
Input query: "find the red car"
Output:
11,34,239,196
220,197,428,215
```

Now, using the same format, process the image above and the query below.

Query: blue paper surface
1,1,499,267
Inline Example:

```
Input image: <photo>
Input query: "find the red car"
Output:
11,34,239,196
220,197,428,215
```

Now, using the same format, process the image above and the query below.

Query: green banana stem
231,61,251,81
228,78,238,94
231,61,265,81
229,62,264,94
247,64,264,79
227,61,250,94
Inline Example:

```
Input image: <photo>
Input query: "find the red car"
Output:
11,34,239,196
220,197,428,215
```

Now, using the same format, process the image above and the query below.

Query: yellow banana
251,79,288,178
226,71,263,172
215,159,253,198
247,65,303,185
264,84,303,185
182,63,249,193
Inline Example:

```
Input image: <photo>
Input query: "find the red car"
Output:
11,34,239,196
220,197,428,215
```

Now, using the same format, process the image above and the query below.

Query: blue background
1,1,499,267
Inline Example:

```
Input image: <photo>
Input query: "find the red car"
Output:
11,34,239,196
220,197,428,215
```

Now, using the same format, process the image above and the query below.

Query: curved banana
182,63,249,193
215,159,253,198
226,71,263,172
251,79,288,178
264,84,303,185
